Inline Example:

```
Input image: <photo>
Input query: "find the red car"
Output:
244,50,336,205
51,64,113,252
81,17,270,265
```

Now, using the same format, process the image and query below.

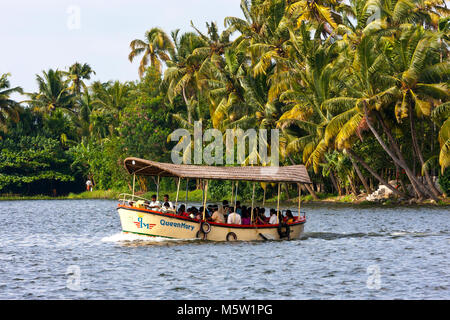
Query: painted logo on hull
134,217,156,230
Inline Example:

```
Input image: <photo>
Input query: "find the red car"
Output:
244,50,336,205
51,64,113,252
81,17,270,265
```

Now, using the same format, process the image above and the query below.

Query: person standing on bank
86,179,93,192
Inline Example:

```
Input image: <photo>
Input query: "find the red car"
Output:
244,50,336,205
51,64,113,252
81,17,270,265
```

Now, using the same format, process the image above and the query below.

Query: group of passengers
133,196,298,225
179,200,297,225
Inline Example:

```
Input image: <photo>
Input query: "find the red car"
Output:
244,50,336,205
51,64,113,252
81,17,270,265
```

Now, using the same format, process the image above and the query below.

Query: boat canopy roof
124,157,312,184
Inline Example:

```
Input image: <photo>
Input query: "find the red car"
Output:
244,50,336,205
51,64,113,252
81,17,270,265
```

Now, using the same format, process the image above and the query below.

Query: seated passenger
148,195,161,209
161,202,174,213
255,208,266,225
258,208,267,222
235,201,242,215
269,209,278,224
241,209,251,225
211,205,225,224
223,206,231,221
227,210,242,225
222,200,229,209
199,206,211,219
163,194,174,209
285,210,295,224
241,205,247,217
177,204,187,216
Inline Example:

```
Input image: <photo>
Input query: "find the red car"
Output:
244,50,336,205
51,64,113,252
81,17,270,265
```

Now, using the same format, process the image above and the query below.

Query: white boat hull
117,205,305,241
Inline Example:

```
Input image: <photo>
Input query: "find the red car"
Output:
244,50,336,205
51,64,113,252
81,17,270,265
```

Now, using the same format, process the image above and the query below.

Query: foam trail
101,232,193,243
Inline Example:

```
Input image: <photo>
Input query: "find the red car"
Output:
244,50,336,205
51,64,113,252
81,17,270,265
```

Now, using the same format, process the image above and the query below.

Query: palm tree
162,31,207,124
30,69,75,114
64,62,95,96
431,102,450,173
129,28,175,77
385,26,449,197
0,73,23,133
91,80,131,118
190,21,232,69
277,24,341,173
286,0,349,35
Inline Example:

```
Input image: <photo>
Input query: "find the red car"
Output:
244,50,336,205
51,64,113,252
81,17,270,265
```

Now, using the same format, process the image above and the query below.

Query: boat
117,157,312,241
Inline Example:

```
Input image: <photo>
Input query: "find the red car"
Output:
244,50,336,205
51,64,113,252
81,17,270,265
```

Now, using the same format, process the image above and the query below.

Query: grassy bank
1,189,448,206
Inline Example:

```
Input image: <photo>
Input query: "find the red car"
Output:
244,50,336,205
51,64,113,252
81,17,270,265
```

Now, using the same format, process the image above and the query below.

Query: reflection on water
0,199,449,299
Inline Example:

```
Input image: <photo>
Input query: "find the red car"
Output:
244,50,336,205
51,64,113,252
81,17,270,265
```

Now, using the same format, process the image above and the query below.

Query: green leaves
0,136,75,194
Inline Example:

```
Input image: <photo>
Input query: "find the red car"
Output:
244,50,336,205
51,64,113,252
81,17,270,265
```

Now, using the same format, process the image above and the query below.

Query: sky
0,0,244,99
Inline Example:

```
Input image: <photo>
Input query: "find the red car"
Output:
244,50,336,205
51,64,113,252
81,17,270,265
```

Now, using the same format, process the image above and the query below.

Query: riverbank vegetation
1,0,449,204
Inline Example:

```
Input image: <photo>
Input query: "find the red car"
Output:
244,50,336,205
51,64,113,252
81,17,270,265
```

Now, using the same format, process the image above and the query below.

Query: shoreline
1,190,448,207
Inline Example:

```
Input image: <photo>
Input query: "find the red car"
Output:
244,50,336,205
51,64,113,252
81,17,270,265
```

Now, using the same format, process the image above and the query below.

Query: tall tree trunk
347,149,372,194
329,170,339,195
373,109,438,201
395,163,409,196
348,174,358,195
304,183,319,200
288,155,319,200
346,149,407,198
364,104,426,199
283,183,290,201
182,86,192,125
408,103,442,198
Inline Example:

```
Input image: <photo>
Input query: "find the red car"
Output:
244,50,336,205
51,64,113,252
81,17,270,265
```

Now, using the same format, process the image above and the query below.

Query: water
0,199,449,299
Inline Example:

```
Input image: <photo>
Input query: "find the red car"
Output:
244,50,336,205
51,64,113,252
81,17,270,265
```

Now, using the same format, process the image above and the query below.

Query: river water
0,199,448,299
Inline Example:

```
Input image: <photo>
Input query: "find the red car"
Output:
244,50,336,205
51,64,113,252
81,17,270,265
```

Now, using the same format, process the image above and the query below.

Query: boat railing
118,193,152,205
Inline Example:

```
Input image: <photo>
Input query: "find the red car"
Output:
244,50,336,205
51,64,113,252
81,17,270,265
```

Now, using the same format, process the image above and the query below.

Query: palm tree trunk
304,183,319,200
372,109,438,201
347,149,372,194
182,86,192,124
329,170,339,195
408,103,442,198
395,163,409,196
348,175,358,195
346,149,406,198
288,155,319,200
364,104,426,199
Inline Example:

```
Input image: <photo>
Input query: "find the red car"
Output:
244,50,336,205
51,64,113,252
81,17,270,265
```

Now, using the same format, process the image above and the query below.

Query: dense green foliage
0,0,449,201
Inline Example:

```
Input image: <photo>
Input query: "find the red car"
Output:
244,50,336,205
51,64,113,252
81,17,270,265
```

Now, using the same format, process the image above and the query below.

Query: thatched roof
124,157,312,184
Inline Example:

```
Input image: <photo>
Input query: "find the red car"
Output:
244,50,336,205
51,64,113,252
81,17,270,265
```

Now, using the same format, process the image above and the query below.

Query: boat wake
300,232,380,240
101,232,197,244
301,230,441,241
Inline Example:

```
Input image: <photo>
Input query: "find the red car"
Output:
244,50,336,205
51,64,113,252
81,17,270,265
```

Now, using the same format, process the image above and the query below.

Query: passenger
223,206,230,221
255,208,266,225
235,201,242,215
163,194,174,209
259,208,269,223
191,208,201,220
199,206,211,219
161,202,173,213
147,195,161,209
285,210,295,224
227,209,242,225
280,211,286,223
177,204,186,216
241,209,251,225
211,205,225,224
269,209,278,224
222,200,229,209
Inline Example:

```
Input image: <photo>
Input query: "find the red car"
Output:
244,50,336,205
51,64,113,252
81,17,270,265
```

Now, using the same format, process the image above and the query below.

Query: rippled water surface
0,199,449,299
